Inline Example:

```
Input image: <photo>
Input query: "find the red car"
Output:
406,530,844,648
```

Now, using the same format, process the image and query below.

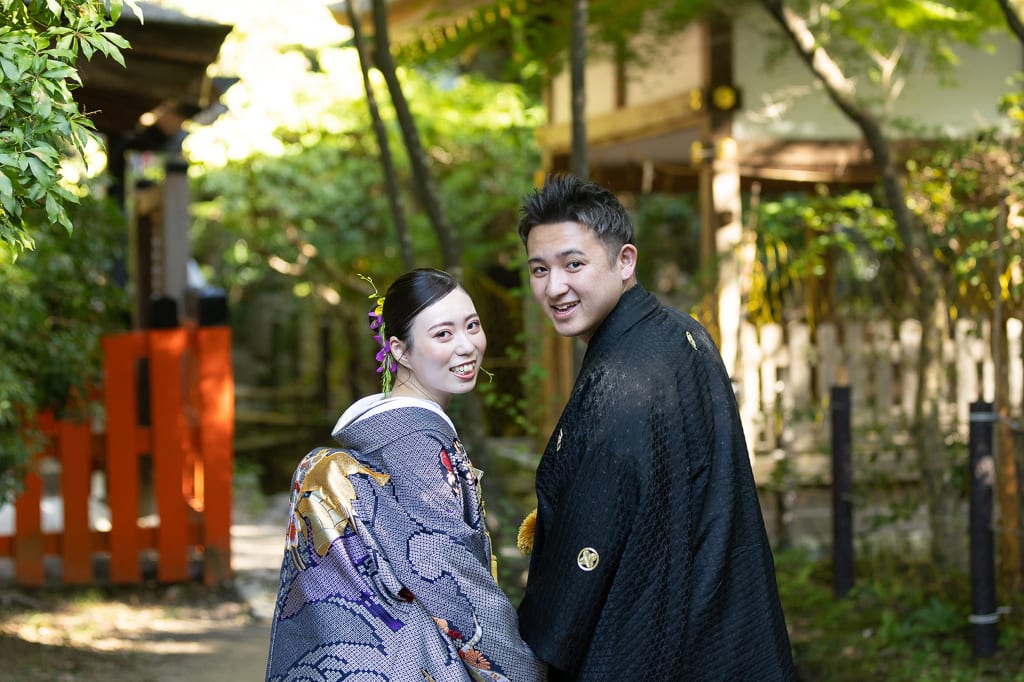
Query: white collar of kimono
332,392,454,437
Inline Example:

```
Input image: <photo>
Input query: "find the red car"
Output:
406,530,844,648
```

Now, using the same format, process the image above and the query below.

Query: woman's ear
389,337,410,368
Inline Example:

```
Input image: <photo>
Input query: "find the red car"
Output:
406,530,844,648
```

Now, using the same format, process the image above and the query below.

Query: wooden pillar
703,19,742,377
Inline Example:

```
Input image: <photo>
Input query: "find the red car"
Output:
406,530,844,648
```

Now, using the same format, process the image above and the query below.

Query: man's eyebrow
527,248,586,264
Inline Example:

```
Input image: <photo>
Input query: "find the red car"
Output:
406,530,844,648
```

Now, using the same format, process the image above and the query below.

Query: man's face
525,221,636,343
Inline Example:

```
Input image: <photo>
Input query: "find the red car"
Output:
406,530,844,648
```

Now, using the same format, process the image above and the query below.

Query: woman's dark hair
382,268,460,346
517,173,635,253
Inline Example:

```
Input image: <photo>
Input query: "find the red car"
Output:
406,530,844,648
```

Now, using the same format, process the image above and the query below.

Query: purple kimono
266,395,545,682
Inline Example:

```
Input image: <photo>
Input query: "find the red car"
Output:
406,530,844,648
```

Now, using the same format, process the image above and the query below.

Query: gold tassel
517,508,537,555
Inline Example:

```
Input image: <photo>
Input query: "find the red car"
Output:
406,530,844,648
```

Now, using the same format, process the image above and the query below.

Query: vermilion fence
0,326,234,586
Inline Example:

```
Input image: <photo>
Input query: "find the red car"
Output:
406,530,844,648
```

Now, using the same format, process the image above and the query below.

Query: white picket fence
736,316,1024,470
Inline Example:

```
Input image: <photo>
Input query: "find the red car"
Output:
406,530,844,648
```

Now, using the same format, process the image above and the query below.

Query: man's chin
549,319,581,338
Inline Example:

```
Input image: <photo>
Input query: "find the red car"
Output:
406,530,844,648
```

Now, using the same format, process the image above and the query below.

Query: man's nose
545,269,569,297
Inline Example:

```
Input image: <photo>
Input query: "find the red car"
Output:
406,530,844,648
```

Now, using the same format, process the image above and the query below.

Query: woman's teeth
451,362,475,376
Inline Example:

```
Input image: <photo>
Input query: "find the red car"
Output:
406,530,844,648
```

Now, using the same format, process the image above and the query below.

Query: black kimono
518,284,796,681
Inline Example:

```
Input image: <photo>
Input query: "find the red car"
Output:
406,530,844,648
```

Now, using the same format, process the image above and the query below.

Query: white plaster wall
549,23,705,125
733,15,1022,141
546,10,1020,142
625,23,704,107
551,59,618,125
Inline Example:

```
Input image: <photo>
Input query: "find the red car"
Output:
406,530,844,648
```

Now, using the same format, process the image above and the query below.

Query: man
516,174,796,680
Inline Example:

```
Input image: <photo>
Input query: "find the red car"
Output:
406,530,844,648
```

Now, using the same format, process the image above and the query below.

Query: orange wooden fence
0,325,234,587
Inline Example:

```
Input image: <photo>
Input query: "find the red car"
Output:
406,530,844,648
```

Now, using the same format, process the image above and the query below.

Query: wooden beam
537,90,705,154
330,0,495,41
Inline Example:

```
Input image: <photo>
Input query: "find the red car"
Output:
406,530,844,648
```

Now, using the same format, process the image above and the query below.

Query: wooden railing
0,325,233,586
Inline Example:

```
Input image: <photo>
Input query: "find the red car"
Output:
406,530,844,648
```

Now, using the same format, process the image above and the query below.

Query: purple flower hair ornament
358,274,398,395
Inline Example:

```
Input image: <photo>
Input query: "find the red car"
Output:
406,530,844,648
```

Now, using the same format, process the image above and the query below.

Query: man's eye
567,261,583,270
531,266,547,276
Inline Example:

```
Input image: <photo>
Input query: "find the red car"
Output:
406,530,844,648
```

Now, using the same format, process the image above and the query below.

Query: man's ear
618,243,638,281
389,337,410,368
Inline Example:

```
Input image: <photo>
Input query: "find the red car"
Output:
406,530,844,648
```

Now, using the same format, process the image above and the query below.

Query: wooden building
331,1,1022,440
76,1,234,328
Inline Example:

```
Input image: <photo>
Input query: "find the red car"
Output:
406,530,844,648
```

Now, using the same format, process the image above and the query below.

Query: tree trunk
996,0,1024,43
760,0,959,566
570,0,588,179
994,195,1022,589
370,0,461,276
996,0,1024,596
915,294,960,566
346,0,414,269
994,318,1022,590
367,0,489,461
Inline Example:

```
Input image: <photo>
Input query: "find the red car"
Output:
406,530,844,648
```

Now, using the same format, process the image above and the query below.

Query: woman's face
390,287,487,406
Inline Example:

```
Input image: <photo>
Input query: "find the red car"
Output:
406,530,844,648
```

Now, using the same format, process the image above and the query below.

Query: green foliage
0,188,130,500
904,122,1024,318
758,0,1011,137
0,0,134,256
776,548,1024,680
190,57,542,294
750,186,904,325
188,48,543,432
748,129,1022,325
391,0,731,85
631,192,703,310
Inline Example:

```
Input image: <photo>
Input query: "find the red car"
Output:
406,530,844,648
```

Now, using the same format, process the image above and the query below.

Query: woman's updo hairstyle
382,268,460,348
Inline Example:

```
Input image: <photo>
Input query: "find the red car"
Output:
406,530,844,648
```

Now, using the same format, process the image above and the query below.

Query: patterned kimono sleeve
368,429,546,682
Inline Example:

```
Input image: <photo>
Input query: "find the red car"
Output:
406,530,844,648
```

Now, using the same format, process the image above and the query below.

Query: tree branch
758,0,929,289
995,0,1024,43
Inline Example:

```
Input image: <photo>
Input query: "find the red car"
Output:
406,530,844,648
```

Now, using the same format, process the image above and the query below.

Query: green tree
370,0,463,276
755,0,1012,570
344,0,414,269
0,0,135,256
187,44,542,428
0,188,130,498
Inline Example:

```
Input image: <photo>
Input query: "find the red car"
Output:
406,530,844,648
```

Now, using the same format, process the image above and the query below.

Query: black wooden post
831,385,854,597
197,292,228,327
969,400,998,658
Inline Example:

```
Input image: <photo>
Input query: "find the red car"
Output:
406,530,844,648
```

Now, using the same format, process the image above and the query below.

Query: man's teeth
452,362,475,376
553,303,575,311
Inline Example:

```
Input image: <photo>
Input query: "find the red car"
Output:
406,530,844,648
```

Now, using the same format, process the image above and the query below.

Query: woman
266,269,545,682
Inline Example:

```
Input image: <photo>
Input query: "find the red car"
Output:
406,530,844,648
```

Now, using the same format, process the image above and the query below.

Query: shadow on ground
0,490,290,682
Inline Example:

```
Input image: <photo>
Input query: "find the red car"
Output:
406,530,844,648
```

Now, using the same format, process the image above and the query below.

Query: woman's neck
390,379,449,409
